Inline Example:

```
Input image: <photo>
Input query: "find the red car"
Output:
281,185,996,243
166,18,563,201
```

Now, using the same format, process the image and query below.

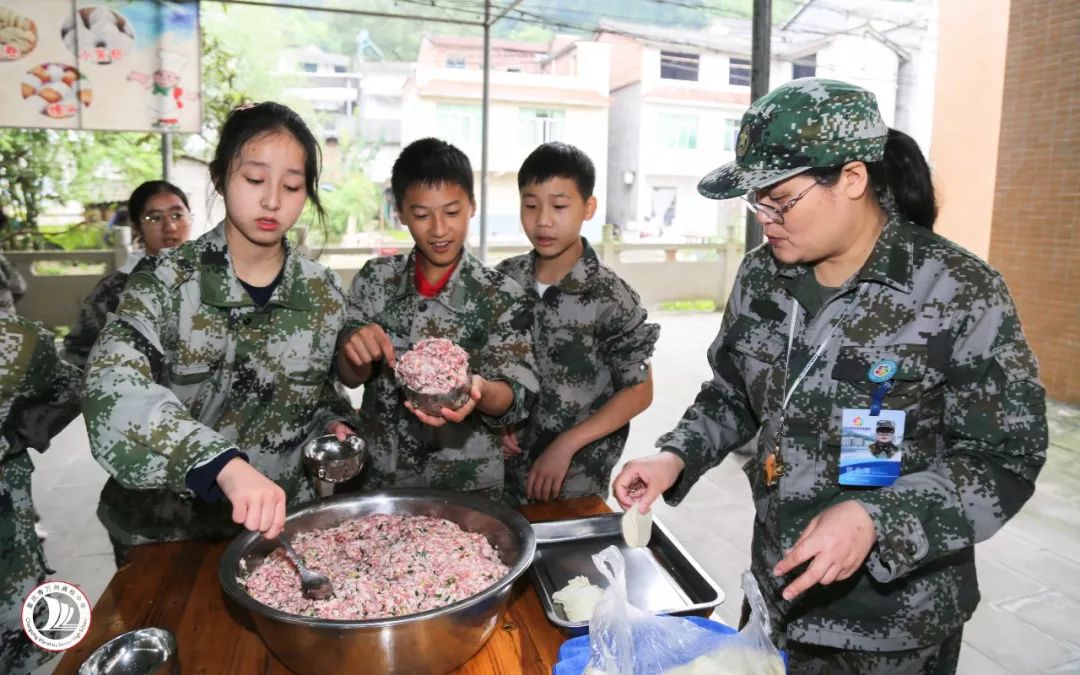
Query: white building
596,0,934,242
355,60,411,184
783,0,937,152
400,35,612,243
278,45,361,140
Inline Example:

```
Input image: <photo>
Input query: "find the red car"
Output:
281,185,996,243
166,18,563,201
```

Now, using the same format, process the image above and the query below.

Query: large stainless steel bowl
219,490,536,675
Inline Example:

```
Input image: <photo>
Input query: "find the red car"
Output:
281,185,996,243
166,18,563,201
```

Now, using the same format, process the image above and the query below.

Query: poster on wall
0,0,200,132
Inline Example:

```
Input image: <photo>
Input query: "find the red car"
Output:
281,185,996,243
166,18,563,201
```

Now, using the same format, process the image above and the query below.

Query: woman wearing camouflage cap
613,78,1047,673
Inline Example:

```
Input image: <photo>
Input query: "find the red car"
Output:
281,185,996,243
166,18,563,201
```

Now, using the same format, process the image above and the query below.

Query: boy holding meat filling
337,138,539,500
497,142,659,503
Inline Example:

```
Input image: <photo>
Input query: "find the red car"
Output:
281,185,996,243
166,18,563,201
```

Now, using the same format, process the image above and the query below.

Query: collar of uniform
855,213,914,293
527,236,598,295
392,247,472,313
199,222,312,310
773,214,914,294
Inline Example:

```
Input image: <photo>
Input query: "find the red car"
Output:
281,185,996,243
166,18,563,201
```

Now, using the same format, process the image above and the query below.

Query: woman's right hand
612,451,686,513
215,457,287,539
338,324,396,386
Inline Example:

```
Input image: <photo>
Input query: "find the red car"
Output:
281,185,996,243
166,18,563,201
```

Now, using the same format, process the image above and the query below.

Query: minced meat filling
241,514,509,620
396,338,470,394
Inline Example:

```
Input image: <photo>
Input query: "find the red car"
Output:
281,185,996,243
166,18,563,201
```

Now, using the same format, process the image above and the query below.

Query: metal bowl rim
301,434,367,459
78,627,177,673
218,489,536,630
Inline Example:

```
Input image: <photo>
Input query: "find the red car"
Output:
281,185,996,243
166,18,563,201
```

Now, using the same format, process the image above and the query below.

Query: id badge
839,408,905,487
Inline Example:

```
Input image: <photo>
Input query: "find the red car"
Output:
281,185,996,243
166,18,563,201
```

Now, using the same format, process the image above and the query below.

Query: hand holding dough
621,502,653,548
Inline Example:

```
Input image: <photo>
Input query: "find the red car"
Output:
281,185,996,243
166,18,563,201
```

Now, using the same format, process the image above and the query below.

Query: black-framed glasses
741,181,820,225
142,211,191,227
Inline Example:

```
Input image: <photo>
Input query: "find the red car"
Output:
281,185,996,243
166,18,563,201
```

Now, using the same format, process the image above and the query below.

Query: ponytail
867,128,937,231
806,128,937,230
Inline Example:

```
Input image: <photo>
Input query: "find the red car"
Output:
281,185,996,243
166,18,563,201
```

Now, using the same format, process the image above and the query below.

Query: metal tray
529,513,725,630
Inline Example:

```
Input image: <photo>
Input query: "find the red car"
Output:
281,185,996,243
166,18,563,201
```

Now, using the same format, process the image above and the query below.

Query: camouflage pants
1,455,52,675
784,631,963,675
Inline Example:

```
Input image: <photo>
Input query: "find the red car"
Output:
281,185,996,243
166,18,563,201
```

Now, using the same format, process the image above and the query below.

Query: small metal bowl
78,627,178,675
401,380,473,417
301,434,367,483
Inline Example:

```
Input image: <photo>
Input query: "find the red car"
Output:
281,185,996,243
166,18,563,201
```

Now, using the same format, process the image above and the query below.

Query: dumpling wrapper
621,503,653,548
552,575,604,622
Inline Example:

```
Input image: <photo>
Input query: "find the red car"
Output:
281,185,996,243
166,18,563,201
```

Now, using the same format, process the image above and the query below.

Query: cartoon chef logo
127,48,198,129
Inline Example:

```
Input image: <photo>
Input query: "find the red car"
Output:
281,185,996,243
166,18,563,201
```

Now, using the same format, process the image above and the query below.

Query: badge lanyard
766,283,869,487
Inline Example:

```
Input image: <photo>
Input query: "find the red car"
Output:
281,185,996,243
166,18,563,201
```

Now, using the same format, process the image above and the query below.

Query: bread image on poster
21,62,91,119
0,6,38,60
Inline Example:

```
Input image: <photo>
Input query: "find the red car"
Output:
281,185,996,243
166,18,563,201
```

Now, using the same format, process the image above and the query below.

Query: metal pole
479,0,491,263
162,132,173,181
744,0,772,249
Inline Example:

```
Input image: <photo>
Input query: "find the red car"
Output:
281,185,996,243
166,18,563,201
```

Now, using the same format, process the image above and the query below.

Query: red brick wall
988,0,1080,403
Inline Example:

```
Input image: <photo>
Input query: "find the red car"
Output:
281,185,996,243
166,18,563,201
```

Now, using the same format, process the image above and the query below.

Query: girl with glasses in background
63,180,193,368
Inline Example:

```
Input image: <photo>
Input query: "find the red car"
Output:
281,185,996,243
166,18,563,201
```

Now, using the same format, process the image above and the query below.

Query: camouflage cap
698,78,888,200
876,419,895,432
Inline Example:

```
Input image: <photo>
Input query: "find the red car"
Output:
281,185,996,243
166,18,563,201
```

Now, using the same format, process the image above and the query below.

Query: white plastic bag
585,546,784,674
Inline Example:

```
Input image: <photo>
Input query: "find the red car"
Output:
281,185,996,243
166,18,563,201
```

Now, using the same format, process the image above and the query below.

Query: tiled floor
27,312,1080,673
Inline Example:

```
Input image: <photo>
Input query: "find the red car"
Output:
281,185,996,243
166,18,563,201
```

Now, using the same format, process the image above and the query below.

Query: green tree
198,4,290,150
0,129,71,237
321,172,380,240
66,131,162,205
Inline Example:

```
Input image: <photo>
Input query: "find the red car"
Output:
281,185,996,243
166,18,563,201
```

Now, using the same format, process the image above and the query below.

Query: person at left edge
1,313,82,674
0,211,27,313
83,102,359,565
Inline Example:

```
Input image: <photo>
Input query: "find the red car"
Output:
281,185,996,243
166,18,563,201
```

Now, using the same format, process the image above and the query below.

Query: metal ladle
277,535,334,601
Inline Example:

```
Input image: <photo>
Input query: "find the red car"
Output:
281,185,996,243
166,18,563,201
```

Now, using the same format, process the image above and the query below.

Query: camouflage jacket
0,254,27,313
658,215,1047,650
84,224,358,545
1,315,82,674
62,269,129,369
345,249,538,496
496,239,659,502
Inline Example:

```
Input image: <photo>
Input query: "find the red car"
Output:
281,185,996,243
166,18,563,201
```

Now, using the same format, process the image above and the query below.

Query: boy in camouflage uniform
338,138,538,499
613,79,1047,674
1,314,82,674
497,142,658,503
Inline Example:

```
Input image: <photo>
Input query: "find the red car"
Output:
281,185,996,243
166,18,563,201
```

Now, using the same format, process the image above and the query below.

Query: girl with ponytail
613,78,1046,672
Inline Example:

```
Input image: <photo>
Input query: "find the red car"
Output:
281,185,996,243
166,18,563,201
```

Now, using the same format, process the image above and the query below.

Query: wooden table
55,496,609,674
